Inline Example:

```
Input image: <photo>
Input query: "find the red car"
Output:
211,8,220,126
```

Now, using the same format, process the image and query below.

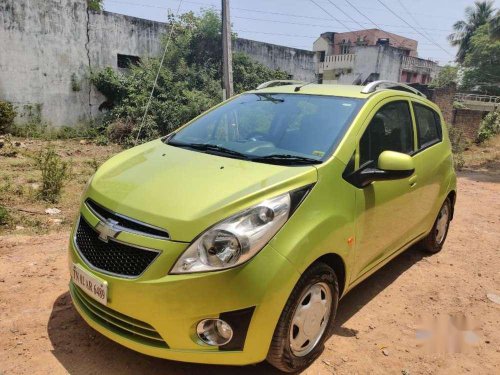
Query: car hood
86,139,317,242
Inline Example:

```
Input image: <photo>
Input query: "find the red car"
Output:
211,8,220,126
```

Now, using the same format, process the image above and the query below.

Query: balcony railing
454,93,500,104
318,54,355,73
401,55,437,72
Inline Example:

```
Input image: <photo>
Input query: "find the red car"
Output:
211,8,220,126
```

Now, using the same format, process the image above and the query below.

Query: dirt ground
1,141,499,374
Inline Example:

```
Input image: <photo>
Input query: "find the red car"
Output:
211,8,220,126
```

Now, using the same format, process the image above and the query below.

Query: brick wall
430,85,456,125
429,85,487,141
452,109,488,140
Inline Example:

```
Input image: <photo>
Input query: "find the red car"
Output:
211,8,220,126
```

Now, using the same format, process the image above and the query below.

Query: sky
103,0,498,65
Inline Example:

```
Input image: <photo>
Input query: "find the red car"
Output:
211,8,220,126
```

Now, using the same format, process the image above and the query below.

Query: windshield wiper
251,154,322,165
168,140,249,159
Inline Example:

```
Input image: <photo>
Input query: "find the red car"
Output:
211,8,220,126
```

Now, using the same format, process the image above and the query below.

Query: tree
91,10,289,145
429,65,458,89
87,0,103,11
490,10,500,40
448,1,495,63
461,24,500,95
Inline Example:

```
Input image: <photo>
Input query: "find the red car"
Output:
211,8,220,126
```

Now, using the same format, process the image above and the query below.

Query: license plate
71,264,108,306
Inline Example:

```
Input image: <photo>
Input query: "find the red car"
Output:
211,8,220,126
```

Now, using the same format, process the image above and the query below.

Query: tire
421,197,452,254
266,263,339,373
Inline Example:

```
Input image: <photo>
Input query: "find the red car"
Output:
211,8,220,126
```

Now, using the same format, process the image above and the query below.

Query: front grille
75,217,160,277
70,283,168,348
86,199,169,239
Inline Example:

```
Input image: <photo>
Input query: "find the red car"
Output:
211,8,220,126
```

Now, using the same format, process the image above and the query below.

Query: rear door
410,101,447,233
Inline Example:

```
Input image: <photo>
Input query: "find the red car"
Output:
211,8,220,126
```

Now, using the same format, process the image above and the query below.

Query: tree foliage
461,24,500,94
477,109,500,143
87,0,103,11
490,10,500,40
448,1,495,63
429,65,458,89
0,100,16,134
91,10,289,145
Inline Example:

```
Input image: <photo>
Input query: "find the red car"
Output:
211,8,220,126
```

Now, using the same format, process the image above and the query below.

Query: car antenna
294,79,318,92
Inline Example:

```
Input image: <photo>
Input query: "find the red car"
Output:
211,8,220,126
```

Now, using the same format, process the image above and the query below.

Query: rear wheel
266,263,339,373
421,197,452,253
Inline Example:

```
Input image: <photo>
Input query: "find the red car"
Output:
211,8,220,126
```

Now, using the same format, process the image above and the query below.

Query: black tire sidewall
425,198,452,253
267,263,339,373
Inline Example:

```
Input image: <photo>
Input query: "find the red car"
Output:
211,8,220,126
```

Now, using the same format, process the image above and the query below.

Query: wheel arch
447,190,457,220
310,253,347,298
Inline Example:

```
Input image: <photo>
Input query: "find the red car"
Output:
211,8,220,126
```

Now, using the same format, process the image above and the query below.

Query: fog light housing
196,319,233,346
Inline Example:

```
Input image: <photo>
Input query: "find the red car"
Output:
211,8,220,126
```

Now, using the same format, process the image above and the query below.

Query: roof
249,82,434,106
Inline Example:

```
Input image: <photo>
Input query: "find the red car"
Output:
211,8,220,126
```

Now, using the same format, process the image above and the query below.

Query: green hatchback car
68,80,456,372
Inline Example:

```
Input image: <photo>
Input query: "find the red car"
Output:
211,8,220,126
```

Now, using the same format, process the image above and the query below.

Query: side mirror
344,151,415,188
377,150,415,172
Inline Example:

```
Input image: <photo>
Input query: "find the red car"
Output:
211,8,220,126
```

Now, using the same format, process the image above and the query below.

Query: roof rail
361,80,426,98
256,80,305,90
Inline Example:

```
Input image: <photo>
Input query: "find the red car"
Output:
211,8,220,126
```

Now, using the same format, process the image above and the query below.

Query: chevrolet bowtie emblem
95,219,121,243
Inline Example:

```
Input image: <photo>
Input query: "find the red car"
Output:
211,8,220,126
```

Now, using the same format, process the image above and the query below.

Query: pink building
313,29,440,85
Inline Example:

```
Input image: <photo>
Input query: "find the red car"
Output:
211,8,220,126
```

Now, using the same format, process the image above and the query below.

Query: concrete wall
0,0,91,126
233,38,315,82
0,0,168,126
334,46,402,85
0,0,315,127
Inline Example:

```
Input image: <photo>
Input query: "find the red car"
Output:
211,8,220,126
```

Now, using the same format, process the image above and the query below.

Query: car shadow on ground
47,245,428,375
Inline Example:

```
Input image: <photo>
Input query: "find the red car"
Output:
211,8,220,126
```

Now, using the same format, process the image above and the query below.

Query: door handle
409,175,418,188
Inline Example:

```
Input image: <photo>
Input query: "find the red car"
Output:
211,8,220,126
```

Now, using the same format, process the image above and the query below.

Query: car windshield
167,93,364,165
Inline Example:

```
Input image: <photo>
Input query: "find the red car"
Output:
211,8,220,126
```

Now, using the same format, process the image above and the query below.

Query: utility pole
221,0,233,99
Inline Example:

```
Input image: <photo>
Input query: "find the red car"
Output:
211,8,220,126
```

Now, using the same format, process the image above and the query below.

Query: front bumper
68,205,300,366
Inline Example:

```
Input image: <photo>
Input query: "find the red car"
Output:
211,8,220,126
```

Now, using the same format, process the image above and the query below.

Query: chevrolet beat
68,80,456,373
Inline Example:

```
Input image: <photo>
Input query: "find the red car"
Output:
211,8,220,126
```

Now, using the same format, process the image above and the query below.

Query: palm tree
490,10,500,40
448,1,495,62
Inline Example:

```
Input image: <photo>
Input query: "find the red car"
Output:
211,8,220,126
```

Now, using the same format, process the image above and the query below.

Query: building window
340,39,350,54
404,71,411,83
319,51,326,62
356,36,367,46
117,54,141,69
376,38,390,46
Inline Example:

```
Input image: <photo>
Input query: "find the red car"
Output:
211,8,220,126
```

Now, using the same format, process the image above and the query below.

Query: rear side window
413,103,442,149
359,101,414,166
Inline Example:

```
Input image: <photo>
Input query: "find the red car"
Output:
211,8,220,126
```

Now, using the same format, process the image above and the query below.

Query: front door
351,99,419,280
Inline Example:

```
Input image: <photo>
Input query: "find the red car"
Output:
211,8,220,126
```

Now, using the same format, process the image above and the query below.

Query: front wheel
421,197,452,253
266,263,339,373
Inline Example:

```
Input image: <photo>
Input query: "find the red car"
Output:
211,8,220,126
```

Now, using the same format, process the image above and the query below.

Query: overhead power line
324,0,366,31
343,0,382,30
375,0,452,57
105,0,452,33
309,0,363,39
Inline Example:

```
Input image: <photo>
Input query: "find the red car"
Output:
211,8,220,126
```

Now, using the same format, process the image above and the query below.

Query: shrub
35,147,70,203
0,205,10,226
0,100,17,134
90,9,290,145
476,110,500,143
448,125,467,170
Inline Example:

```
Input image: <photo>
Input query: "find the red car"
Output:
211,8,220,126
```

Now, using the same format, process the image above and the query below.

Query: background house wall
0,0,315,126
233,38,315,82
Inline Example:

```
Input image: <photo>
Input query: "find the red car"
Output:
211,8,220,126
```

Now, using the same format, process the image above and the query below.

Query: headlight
170,193,291,274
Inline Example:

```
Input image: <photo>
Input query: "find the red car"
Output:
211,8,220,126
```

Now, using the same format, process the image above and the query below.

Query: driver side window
359,101,414,166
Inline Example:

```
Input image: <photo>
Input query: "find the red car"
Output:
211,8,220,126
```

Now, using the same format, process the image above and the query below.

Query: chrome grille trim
85,199,170,240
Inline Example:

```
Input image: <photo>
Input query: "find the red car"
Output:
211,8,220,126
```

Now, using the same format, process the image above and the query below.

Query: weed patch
35,147,70,203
